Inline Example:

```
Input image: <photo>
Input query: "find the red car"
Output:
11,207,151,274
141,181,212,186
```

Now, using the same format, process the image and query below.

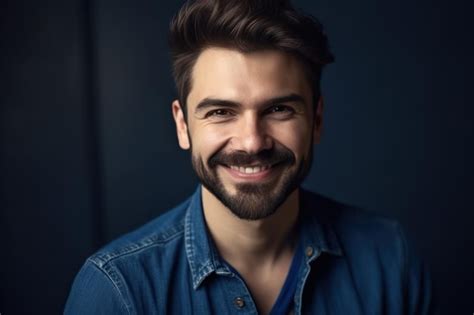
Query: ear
312,95,324,144
172,100,190,150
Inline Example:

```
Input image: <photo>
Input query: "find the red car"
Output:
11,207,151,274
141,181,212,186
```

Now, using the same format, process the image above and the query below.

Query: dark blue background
1,0,472,314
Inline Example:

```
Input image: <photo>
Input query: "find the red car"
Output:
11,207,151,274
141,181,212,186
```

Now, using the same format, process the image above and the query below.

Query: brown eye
205,109,233,118
267,105,295,115
272,105,287,112
214,109,229,115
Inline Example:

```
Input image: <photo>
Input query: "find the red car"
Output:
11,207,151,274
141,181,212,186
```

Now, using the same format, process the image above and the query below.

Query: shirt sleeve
398,224,438,315
64,260,130,315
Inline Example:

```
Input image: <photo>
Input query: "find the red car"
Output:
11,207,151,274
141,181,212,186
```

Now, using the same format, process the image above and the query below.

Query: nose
232,113,273,154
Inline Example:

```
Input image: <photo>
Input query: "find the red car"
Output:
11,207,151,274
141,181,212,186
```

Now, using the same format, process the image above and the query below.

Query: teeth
230,165,270,174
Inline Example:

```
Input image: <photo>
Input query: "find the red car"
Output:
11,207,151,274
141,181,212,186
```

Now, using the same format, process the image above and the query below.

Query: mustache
208,147,295,168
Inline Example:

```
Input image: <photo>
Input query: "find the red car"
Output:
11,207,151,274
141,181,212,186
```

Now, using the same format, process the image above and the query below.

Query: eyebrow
194,93,307,114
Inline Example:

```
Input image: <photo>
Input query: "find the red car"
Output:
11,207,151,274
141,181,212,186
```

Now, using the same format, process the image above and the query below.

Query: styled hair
168,0,334,113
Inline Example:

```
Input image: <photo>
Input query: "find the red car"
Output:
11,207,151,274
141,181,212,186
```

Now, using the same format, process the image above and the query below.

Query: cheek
191,125,231,160
270,121,312,157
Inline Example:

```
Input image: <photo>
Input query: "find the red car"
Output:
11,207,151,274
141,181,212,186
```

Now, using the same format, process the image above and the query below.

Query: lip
220,164,278,182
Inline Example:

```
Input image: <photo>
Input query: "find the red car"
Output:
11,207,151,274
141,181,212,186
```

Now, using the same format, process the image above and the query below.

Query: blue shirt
65,187,435,314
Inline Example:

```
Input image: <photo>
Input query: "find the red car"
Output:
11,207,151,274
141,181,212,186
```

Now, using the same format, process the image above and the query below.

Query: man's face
173,48,323,220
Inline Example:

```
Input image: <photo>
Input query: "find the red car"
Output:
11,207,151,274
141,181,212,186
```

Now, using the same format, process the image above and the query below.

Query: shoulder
302,189,404,248
301,189,410,272
65,197,193,314
302,190,436,314
88,197,192,268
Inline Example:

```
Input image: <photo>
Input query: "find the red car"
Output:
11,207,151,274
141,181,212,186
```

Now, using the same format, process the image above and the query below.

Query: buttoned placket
293,244,321,315
215,266,260,315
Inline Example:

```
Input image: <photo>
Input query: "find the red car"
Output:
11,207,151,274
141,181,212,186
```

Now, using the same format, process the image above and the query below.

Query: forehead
187,47,312,107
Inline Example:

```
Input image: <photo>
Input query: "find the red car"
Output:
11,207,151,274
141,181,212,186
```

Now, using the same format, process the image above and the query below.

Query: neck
202,186,300,268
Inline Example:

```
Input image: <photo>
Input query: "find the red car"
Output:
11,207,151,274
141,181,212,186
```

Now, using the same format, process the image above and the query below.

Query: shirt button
305,246,314,257
234,297,245,308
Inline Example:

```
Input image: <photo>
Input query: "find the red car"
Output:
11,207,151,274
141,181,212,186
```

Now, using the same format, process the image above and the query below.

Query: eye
266,104,295,116
204,108,233,118
271,105,292,112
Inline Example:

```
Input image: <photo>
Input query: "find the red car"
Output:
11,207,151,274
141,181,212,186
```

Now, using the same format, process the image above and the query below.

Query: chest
242,267,290,314
128,255,404,315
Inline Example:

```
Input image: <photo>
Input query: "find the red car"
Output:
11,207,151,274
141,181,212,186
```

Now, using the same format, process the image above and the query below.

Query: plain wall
1,0,473,313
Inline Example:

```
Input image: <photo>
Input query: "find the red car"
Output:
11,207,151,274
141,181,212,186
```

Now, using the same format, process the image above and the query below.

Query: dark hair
168,0,334,113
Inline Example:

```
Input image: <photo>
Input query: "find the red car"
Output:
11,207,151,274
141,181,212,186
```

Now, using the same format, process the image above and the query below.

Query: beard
191,143,313,221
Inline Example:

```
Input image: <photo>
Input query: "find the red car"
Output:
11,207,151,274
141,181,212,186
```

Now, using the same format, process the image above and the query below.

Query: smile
221,163,279,181
229,165,271,174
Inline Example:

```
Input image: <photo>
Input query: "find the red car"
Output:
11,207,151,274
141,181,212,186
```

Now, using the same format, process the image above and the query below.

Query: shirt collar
298,188,344,262
184,186,343,290
184,186,224,289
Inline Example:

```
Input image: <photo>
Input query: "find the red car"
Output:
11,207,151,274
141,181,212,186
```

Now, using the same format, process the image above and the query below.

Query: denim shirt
65,187,435,314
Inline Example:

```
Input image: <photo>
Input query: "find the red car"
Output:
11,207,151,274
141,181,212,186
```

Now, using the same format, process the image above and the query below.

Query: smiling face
173,47,323,220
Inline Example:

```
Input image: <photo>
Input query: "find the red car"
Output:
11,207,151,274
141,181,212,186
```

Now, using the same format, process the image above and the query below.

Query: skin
172,47,324,314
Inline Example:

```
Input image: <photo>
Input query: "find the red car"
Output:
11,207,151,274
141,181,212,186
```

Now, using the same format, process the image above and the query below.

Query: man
65,0,435,314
